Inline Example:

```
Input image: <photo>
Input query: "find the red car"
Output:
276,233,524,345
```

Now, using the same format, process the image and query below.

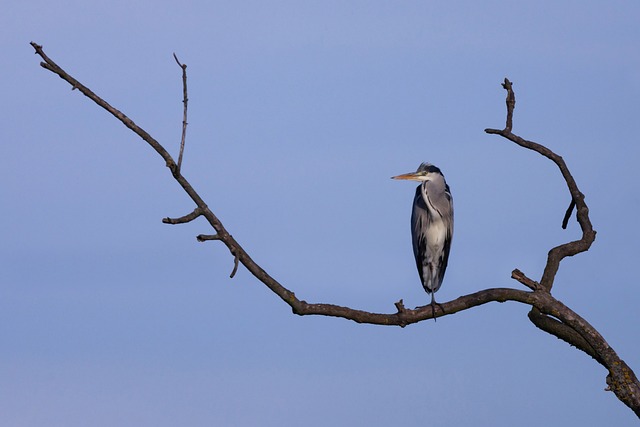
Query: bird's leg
430,292,445,321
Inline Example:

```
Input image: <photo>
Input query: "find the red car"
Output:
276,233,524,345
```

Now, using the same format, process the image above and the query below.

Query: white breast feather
425,216,446,260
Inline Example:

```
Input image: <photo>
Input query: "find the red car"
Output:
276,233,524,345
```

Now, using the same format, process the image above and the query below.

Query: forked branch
30,43,639,417
485,78,596,293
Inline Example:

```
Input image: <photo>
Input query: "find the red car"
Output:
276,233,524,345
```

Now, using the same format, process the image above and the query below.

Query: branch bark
30,44,639,417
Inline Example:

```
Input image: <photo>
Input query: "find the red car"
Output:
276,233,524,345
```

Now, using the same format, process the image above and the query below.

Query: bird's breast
426,216,447,251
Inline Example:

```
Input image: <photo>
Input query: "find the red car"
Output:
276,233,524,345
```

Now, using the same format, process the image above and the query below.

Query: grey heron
392,163,453,316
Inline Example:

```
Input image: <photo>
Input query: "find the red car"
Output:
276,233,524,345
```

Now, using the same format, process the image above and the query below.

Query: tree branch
31,44,639,417
485,78,596,292
485,78,638,416
30,42,178,173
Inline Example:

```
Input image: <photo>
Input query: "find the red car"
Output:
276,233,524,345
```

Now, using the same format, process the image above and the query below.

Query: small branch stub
562,199,576,229
230,251,240,279
511,269,539,291
196,234,220,242
394,299,408,328
502,78,516,132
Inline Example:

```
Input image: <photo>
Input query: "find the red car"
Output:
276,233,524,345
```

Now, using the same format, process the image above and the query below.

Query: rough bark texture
31,43,640,417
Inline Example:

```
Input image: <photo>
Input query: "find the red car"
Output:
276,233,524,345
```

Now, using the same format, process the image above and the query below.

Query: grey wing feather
438,185,454,286
411,186,429,286
438,193,453,283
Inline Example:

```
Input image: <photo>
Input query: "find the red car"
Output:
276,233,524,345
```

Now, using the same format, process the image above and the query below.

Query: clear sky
2,1,639,425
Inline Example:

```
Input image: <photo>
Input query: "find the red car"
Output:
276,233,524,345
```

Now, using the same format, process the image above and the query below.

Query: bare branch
31,44,638,417
536,294,640,416
30,42,178,173
485,78,638,416
30,42,238,273
485,80,596,292
173,53,188,173
290,287,537,326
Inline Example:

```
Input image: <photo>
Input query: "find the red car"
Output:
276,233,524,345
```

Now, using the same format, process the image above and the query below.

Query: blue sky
2,1,639,425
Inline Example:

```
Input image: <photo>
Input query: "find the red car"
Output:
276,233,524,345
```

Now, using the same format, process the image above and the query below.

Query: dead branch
485,78,638,416
485,78,596,293
30,43,639,417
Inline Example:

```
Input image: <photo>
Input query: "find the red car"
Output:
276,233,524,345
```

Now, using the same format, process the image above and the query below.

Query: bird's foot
430,298,445,322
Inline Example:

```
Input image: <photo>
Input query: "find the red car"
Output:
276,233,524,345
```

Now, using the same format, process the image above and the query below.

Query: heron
392,163,453,317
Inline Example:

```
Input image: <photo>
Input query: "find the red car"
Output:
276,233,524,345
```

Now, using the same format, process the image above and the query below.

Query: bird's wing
411,185,429,283
438,185,454,285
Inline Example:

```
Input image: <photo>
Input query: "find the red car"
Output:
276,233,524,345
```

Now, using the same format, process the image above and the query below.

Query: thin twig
173,53,188,173
163,207,203,224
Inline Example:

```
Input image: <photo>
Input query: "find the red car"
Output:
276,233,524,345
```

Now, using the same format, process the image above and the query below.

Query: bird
392,163,454,317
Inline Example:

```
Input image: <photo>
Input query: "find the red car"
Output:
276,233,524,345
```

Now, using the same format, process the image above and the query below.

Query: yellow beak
391,172,422,181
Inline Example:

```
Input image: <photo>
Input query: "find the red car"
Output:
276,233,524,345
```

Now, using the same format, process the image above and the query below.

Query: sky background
2,1,640,425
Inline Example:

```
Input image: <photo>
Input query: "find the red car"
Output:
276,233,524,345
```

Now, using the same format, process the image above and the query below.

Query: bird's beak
391,172,422,181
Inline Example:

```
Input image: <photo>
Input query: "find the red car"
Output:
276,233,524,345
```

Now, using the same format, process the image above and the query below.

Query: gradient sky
2,1,639,425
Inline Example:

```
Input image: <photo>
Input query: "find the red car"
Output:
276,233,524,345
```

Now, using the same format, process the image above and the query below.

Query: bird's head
391,163,443,182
